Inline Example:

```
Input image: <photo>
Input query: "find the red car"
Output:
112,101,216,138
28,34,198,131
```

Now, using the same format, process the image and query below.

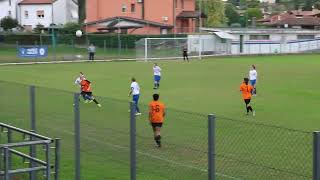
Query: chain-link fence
216,116,313,180
0,80,319,180
2,33,320,64
0,34,187,64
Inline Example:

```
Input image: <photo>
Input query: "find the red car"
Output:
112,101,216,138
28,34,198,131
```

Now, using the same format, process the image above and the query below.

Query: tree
225,3,241,26
61,22,82,34
302,0,314,11
247,0,260,8
0,16,18,31
78,0,86,23
245,8,263,26
314,1,320,9
34,23,44,33
239,0,247,9
227,0,240,6
293,0,303,10
204,0,226,27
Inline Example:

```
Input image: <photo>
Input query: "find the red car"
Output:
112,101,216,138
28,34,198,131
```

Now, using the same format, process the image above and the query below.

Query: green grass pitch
0,54,319,179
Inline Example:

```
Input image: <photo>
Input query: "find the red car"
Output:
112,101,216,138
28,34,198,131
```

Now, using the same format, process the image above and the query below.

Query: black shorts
244,99,251,105
151,123,163,128
81,91,92,95
85,92,92,96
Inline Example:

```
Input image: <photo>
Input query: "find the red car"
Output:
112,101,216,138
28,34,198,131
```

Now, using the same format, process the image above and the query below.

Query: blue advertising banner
18,46,48,58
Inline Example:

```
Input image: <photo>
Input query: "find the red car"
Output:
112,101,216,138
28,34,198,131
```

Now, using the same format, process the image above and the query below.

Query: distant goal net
135,36,231,61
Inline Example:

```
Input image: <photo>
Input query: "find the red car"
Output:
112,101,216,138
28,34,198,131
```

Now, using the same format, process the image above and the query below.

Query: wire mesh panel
0,82,61,179
0,81,30,130
216,116,313,180
0,80,316,179
136,105,208,180
79,97,130,180
0,34,138,63
35,87,75,180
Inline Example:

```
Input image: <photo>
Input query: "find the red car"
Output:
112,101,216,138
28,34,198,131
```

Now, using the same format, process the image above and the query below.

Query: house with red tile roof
85,0,206,34
0,0,78,31
258,9,320,29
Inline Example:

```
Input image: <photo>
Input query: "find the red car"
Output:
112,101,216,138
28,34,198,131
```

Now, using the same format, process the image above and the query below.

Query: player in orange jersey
149,94,166,147
80,78,101,107
240,78,255,116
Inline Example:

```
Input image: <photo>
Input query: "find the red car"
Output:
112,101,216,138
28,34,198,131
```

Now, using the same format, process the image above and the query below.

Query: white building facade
0,0,78,30
0,0,21,20
18,2,53,30
197,28,320,55
52,0,78,25
260,0,276,3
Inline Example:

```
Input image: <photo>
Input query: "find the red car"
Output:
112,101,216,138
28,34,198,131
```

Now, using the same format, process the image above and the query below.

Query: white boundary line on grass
0,51,310,66
0,57,191,66
0,52,308,66
0,54,246,66
49,127,242,180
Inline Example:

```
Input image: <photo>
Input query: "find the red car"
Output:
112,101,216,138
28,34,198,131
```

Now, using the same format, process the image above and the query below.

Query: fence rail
0,122,60,180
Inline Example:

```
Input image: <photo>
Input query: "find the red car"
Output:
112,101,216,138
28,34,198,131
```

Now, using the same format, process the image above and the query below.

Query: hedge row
0,34,187,48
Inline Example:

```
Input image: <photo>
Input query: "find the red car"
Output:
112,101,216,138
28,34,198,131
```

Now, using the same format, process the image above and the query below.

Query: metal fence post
55,138,61,180
144,38,148,62
30,85,36,131
74,93,81,180
7,129,12,175
130,102,136,180
29,130,37,180
314,131,320,180
199,37,202,60
45,143,51,180
208,114,216,180
40,34,43,46
30,85,37,180
104,40,106,52
4,147,9,180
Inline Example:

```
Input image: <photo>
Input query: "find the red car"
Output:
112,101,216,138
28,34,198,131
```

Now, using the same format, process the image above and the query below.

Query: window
8,11,11,17
249,35,270,40
181,0,184,9
9,0,11,6
131,4,135,12
297,35,315,40
24,11,29,18
122,4,127,13
37,10,44,18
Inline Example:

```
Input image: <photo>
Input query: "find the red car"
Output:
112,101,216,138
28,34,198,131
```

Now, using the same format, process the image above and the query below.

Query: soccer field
0,54,319,179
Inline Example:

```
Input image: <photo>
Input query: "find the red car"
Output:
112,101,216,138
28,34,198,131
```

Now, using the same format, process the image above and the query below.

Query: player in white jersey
74,72,85,86
249,65,258,96
153,63,162,89
74,72,88,101
128,77,141,115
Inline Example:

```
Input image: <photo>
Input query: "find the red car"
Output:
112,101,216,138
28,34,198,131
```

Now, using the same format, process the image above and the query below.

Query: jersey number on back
153,105,160,112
